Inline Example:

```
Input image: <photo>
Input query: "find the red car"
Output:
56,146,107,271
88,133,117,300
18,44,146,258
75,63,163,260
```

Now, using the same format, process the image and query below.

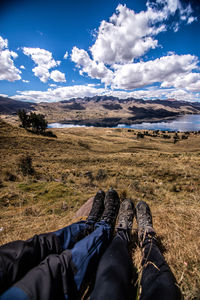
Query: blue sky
0,0,200,102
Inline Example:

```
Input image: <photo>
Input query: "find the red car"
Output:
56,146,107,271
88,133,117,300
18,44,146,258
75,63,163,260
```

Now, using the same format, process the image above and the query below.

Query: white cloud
71,47,113,85
22,47,61,83
187,16,197,24
12,84,200,103
50,70,66,82
49,84,57,87
106,87,200,102
161,72,200,92
70,1,197,94
0,36,8,50
12,85,106,102
90,4,164,65
112,54,198,89
22,80,29,83
20,65,25,69
0,36,21,81
148,0,193,21
64,51,68,59
89,1,193,65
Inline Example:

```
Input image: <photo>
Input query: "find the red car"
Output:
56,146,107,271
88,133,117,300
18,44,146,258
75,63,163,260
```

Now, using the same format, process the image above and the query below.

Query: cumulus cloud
0,36,21,81
187,16,197,24
161,72,200,92
90,1,193,65
22,80,29,83
71,47,113,85
49,84,57,87
20,65,25,70
111,54,198,89
11,84,200,103
22,47,62,83
50,70,66,82
148,0,194,22
12,85,106,102
64,51,68,59
70,1,197,95
106,87,200,102
90,5,162,65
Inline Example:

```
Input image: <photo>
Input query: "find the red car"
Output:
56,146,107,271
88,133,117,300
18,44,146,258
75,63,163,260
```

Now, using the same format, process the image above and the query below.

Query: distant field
0,118,199,299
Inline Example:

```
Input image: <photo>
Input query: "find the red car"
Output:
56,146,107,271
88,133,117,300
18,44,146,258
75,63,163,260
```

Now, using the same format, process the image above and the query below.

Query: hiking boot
135,201,155,246
86,190,105,223
116,199,134,231
101,188,120,226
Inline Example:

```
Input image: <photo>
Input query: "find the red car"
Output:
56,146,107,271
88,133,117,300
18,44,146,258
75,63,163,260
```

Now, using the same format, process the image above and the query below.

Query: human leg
0,190,105,294
72,188,120,293
0,189,119,300
0,221,112,300
136,201,181,300
90,199,135,300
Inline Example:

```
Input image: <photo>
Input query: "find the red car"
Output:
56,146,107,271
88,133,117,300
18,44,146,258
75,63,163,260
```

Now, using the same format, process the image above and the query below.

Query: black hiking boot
116,199,134,242
86,190,105,224
135,200,155,247
100,188,120,226
116,199,134,231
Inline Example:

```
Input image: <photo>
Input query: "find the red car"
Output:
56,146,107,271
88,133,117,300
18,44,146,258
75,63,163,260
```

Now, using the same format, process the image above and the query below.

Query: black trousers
0,225,181,300
0,221,112,300
91,231,181,300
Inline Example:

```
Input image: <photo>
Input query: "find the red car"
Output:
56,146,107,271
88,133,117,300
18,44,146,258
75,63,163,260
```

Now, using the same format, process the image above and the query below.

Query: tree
17,109,30,129
18,110,48,134
29,112,48,133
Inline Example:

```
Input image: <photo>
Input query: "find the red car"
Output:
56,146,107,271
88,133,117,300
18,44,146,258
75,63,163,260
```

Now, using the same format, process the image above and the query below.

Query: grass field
0,118,199,299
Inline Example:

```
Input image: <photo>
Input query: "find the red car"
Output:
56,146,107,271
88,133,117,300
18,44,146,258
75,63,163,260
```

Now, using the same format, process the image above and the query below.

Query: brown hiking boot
101,188,120,226
135,200,155,247
86,190,105,223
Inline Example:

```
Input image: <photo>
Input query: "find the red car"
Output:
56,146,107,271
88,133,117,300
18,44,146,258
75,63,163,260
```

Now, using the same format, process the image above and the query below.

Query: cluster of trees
18,109,48,133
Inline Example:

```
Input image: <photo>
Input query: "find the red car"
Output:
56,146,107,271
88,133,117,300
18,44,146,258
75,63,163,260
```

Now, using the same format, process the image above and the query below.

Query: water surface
48,114,200,132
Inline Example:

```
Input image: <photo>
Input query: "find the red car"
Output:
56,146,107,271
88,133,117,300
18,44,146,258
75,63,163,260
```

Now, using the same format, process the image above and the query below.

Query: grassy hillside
0,118,199,299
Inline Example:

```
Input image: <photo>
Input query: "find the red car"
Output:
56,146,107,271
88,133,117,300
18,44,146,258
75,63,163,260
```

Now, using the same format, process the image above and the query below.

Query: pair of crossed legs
0,189,181,299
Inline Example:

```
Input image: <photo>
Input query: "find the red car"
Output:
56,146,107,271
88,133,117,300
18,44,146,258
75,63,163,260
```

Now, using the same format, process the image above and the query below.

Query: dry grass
0,118,200,299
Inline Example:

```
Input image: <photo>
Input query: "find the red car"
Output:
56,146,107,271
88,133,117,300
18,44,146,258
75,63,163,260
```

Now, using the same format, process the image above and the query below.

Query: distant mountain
1,95,200,126
0,96,36,114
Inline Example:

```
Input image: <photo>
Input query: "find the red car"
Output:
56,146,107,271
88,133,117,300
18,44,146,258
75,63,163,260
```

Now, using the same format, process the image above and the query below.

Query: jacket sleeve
0,233,62,294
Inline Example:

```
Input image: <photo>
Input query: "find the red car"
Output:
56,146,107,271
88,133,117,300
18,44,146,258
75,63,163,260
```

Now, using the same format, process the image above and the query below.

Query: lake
48,114,200,132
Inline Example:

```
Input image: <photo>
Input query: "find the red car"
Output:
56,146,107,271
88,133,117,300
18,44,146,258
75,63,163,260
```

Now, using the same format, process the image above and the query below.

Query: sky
0,0,200,103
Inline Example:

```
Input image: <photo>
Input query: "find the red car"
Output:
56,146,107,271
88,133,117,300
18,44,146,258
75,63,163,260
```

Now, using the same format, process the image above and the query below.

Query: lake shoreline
49,115,178,127
48,114,200,132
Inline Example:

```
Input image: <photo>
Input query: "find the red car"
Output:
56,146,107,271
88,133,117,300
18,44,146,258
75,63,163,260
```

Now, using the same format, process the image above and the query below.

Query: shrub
84,171,94,181
0,179,3,188
173,133,180,144
3,170,17,181
96,169,107,181
78,140,90,149
18,155,35,176
137,132,144,138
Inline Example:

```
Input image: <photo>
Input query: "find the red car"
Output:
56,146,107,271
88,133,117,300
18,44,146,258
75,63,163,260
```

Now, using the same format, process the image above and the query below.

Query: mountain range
1,95,200,126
